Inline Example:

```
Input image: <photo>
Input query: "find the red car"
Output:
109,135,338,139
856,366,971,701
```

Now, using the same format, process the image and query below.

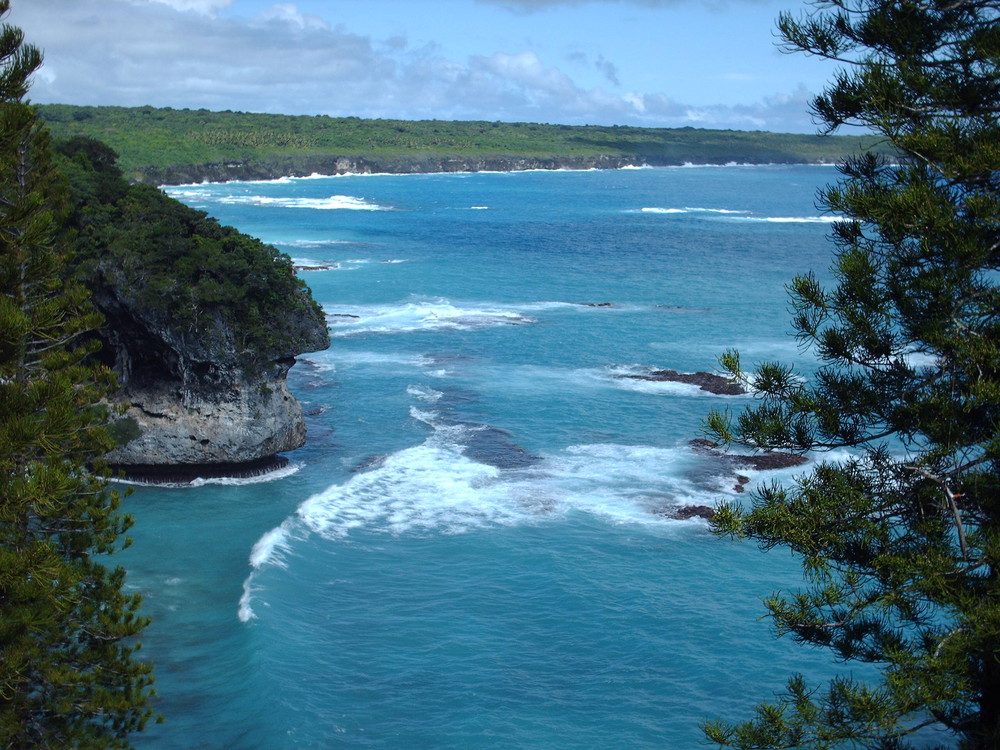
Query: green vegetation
0,4,156,746
703,0,1000,747
37,103,891,183
55,135,326,367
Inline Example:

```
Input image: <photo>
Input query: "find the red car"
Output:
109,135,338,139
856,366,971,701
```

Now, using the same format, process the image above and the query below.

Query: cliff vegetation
53,136,330,472
38,104,894,184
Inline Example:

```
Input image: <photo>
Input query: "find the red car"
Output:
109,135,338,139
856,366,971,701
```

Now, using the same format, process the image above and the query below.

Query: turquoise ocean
122,165,863,748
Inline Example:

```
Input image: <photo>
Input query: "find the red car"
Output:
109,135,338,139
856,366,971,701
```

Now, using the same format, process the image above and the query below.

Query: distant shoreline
39,104,888,186
154,155,841,187
163,159,839,189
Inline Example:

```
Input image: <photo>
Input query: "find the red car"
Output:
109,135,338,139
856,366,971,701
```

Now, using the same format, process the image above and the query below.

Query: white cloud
11,0,817,132
474,0,767,9
257,2,329,30
142,0,235,14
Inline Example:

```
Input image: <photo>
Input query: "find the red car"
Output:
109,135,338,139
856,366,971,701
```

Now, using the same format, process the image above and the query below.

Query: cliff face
55,137,331,479
94,277,329,472
138,153,645,185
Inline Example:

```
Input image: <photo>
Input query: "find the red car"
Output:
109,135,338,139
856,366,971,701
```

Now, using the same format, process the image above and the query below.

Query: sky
10,0,840,133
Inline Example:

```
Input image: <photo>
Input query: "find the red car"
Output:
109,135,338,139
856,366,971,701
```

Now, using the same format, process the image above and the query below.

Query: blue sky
12,0,838,132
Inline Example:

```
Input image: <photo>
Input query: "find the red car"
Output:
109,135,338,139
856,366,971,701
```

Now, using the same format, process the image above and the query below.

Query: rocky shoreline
137,152,835,186
113,455,290,484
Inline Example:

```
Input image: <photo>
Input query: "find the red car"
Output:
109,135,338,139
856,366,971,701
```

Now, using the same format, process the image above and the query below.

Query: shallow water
121,165,866,748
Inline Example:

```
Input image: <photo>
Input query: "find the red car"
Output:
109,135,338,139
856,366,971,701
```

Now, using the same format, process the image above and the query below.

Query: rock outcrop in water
56,137,331,480
690,438,809,482
619,369,746,395
95,277,329,476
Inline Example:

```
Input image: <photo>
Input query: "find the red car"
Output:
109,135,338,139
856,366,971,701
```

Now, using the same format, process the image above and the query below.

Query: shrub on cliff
55,136,328,369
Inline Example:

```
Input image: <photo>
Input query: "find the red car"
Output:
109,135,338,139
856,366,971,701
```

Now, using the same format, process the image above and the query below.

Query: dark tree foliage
55,137,326,365
702,0,1000,748
0,2,156,746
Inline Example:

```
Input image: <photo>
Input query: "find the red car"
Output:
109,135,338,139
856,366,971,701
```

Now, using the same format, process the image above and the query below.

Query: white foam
641,206,752,215
277,239,359,248
239,524,297,622
238,581,258,622
296,441,511,540
743,216,840,223
236,436,730,620
214,194,389,211
291,257,340,270
324,299,536,337
112,462,300,489
249,525,295,570
281,440,716,545
311,350,434,370
407,384,444,403
189,463,300,487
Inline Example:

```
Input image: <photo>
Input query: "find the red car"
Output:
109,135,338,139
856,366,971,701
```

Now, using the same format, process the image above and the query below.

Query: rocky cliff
93,274,329,477
56,137,330,480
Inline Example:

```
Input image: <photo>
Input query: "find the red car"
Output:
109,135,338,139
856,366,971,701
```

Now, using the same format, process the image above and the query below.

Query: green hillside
38,104,890,183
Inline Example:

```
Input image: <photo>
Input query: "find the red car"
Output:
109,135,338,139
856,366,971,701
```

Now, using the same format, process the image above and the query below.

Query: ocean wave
214,194,390,211
275,239,364,248
324,299,537,337
291,257,340,271
639,207,751,215
319,350,435,370
406,384,444,403
635,206,838,223
740,215,840,223
113,462,300,489
236,429,732,622
295,258,408,273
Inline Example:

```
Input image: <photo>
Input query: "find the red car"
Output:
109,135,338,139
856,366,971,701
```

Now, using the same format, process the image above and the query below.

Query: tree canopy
702,0,1000,747
0,1,156,745
54,135,327,370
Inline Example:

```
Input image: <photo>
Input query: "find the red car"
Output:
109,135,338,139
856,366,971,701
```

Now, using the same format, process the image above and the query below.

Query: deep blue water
121,165,862,748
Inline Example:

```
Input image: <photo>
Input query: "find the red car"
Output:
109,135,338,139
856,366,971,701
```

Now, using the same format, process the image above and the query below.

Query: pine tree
0,2,156,746
702,0,1000,747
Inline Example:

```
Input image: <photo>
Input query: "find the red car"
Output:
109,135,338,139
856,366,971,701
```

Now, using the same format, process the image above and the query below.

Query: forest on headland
37,103,892,185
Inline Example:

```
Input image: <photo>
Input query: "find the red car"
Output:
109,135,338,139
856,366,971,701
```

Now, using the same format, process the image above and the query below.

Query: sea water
121,165,861,748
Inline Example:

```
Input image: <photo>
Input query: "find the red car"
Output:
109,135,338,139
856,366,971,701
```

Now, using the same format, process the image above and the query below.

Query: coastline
142,153,841,187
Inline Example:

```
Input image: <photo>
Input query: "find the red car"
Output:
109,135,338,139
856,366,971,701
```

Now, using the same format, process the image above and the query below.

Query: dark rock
114,455,290,484
732,452,809,471
351,454,387,473
620,369,746,395
666,505,716,521
463,426,540,469
94,277,330,470
688,439,809,472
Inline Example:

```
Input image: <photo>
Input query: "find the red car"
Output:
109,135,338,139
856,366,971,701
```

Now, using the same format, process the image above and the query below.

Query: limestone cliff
93,274,329,474
56,137,331,479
